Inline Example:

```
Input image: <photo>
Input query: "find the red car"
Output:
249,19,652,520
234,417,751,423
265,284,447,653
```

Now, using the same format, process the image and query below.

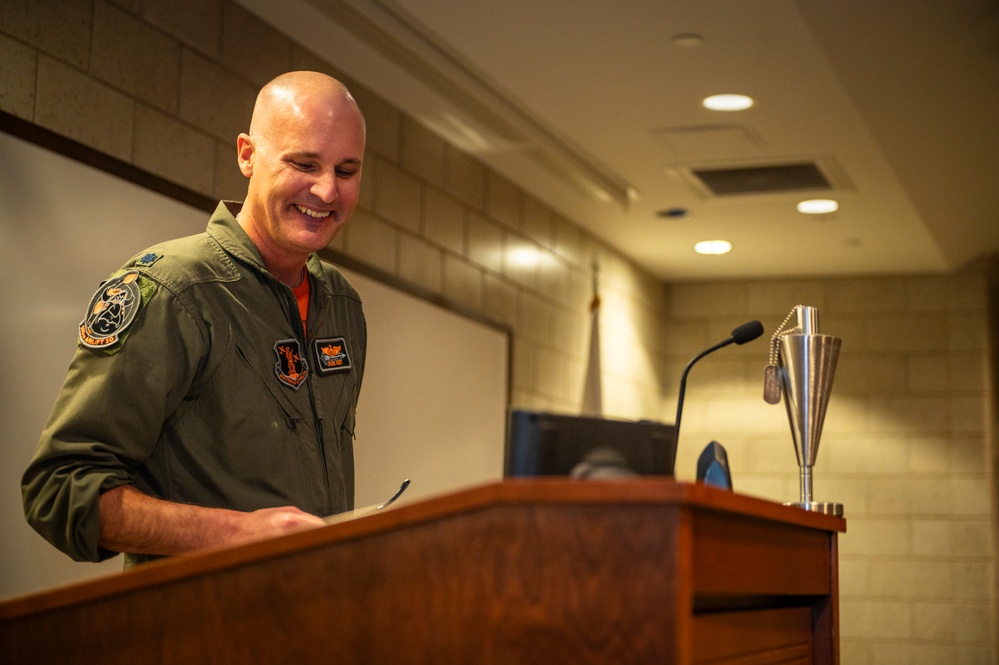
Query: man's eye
291,161,314,171
336,168,358,178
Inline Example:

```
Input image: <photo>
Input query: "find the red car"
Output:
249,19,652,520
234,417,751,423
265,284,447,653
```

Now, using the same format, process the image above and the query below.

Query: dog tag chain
763,306,804,404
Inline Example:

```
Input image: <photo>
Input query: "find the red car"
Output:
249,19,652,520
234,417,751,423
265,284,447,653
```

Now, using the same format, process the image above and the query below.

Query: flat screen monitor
504,410,677,478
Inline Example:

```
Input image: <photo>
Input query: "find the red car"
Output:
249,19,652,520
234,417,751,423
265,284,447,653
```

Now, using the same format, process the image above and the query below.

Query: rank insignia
314,337,352,374
136,252,162,267
79,270,142,349
274,339,308,389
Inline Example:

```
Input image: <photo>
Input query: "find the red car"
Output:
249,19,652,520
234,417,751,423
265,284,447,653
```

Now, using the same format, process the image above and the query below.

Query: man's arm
98,485,326,557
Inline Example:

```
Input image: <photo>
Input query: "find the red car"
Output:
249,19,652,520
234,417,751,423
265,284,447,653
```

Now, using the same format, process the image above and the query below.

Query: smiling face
237,73,366,282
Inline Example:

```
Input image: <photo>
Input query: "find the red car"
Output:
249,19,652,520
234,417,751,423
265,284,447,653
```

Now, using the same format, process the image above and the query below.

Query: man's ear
236,134,254,178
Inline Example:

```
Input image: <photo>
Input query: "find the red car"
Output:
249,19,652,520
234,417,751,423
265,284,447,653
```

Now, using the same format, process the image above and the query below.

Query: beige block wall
2,1,996,662
667,271,998,664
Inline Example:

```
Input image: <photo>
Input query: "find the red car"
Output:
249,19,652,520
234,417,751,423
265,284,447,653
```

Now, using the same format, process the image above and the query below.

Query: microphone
673,320,764,448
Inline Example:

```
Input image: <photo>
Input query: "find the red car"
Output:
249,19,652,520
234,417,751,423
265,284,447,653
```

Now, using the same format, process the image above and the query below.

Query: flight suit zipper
282,277,335,516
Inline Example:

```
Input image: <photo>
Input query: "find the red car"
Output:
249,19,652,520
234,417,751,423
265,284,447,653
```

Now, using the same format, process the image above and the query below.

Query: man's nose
312,171,338,203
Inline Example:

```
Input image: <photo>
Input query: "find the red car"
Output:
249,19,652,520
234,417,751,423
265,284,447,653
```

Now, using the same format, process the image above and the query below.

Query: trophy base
785,501,844,517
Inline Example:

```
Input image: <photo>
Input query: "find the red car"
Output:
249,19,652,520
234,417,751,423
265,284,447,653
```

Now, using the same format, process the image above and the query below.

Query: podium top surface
1,479,844,621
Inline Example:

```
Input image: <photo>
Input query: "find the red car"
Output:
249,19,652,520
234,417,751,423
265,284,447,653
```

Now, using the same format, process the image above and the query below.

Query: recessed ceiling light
694,240,732,255
671,33,704,48
702,94,754,111
797,199,839,214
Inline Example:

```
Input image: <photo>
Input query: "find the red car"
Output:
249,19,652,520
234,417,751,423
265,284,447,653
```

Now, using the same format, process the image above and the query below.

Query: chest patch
314,337,352,374
79,270,142,349
274,339,309,390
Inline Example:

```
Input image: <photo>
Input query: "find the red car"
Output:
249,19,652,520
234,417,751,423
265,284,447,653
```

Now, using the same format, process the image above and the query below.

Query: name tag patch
274,339,308,390
314,337,351,374
79,270,142,349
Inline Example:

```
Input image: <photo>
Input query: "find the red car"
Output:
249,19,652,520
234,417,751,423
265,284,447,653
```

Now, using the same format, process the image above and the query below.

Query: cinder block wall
668,272,998,664
1,1,996,662
0,0,668,416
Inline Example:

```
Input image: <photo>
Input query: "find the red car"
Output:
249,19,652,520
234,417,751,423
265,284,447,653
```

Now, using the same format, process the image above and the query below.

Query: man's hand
236,505,327,542
98,485,326,557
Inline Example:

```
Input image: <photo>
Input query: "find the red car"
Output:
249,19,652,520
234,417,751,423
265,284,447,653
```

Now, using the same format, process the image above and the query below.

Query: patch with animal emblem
313,337,352,374
79,270,143,349
274,339,309,390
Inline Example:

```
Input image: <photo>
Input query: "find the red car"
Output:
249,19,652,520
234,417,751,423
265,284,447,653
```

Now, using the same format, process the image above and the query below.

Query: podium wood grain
0,480,844,664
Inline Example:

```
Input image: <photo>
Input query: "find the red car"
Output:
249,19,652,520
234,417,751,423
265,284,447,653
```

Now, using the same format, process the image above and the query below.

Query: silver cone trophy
777,306,843,516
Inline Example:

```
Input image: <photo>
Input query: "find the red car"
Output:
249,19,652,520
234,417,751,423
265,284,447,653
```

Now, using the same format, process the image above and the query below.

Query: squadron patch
274,339,309,390
79,271,143,349
313,337,352,374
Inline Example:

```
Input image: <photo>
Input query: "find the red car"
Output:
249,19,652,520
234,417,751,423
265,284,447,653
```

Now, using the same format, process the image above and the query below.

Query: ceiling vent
691,162,832,196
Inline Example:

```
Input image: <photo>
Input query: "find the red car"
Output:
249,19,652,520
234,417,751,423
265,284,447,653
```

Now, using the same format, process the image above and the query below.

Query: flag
580,262,602,416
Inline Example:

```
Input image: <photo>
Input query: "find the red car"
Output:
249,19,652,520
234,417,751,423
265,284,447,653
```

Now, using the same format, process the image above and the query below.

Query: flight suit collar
206,201,334,303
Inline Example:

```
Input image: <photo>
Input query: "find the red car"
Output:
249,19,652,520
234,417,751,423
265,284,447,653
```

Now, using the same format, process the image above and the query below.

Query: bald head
248,71,365,149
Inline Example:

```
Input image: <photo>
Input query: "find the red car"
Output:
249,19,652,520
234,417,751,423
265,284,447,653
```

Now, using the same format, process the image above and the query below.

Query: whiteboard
345,267,509,508
0,129,509,599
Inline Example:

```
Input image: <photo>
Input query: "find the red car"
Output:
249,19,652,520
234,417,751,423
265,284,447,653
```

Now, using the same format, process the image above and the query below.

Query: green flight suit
22,201,366,563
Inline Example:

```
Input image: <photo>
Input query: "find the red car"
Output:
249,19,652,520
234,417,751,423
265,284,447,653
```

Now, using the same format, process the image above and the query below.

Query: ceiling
236,0,999,281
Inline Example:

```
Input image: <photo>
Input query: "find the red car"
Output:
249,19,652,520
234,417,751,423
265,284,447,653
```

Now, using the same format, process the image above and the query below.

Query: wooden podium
0,480,844,664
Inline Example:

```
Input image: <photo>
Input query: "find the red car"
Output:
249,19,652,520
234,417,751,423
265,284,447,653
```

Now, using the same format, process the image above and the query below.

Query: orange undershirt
292,273,310,337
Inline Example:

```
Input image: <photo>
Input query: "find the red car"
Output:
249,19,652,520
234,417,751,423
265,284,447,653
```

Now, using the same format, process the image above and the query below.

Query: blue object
697,441,733,490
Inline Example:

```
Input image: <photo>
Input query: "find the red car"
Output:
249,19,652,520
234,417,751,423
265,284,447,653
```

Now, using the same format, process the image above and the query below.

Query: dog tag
763,365,782,404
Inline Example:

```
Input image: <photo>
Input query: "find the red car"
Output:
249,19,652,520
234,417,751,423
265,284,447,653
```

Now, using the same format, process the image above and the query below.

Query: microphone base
785,501,844,517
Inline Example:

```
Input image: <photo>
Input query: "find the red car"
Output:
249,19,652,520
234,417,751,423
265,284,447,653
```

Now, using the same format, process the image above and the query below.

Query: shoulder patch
79,271,144,349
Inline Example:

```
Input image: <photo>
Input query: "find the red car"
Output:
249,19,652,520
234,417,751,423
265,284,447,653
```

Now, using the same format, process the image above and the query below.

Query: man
22,71,367,565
